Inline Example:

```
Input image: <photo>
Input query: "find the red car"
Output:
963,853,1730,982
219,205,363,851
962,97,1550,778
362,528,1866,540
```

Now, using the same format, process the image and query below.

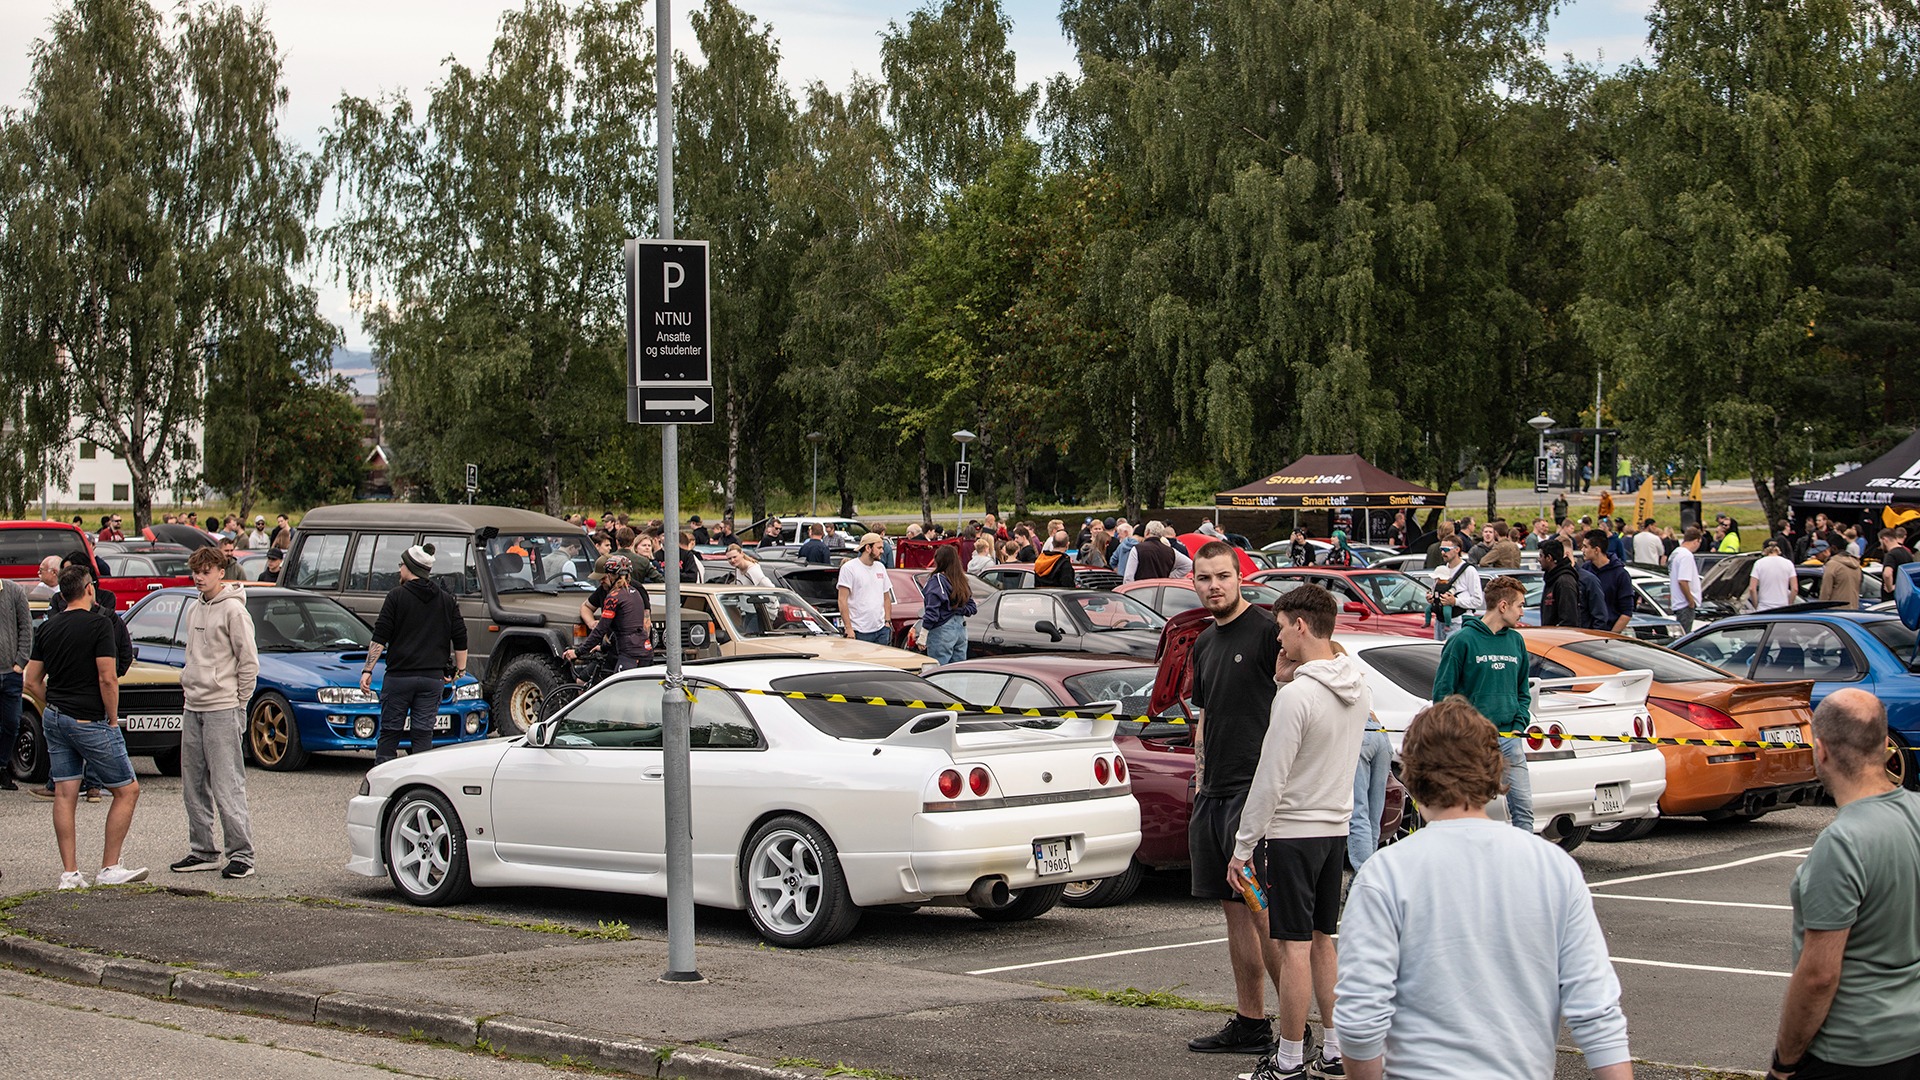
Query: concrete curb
0,932,819,1080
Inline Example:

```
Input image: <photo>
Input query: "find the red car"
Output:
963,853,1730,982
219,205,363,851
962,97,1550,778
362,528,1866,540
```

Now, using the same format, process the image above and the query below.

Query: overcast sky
1,0,1654,353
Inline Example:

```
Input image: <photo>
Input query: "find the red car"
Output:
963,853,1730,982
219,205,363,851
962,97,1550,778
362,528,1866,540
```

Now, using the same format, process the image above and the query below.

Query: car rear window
0,527,82,569
1359,643,1444,698
1867,620,1919,663
770,671,1020,739
1559,636,1734,683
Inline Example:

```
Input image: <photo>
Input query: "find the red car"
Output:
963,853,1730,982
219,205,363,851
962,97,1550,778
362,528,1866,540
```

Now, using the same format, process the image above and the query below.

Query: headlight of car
318,687,379,705
452,682,483,701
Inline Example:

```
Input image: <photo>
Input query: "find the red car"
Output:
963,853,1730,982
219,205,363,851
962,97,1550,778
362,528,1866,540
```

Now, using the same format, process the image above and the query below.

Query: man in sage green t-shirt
1768,689,1920,1080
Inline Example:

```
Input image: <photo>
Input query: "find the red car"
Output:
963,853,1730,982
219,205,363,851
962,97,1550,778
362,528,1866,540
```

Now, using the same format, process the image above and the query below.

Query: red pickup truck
0,520,189,610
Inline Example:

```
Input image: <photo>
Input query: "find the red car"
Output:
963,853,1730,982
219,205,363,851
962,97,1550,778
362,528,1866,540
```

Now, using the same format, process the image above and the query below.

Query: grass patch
1045,983,1234,1013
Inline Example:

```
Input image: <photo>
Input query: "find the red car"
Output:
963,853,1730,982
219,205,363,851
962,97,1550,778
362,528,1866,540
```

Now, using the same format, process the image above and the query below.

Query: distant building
39,425,205,509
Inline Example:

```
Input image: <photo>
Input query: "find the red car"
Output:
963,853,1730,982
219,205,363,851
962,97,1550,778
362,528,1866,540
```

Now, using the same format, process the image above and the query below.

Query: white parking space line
1611,955,1792,979
1590,893,1793,911
1588,847,1808,889
966,937,1229,976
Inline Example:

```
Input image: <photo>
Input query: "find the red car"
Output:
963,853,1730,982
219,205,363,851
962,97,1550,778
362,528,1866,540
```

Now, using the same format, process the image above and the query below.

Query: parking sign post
464,463,477,505
645,0,702,986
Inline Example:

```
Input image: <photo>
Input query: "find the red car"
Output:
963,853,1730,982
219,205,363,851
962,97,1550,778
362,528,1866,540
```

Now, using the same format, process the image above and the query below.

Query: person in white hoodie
1229,583,1371,1080
171,546,258,879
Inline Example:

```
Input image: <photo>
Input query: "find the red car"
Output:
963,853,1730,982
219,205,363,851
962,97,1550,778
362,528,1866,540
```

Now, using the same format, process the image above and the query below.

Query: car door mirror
1034,619,1065,642
1342,601,1369,617
525,721,553,748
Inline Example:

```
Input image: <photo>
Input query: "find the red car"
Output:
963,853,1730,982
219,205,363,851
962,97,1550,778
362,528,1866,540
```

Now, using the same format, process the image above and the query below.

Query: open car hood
1149,607,1214,716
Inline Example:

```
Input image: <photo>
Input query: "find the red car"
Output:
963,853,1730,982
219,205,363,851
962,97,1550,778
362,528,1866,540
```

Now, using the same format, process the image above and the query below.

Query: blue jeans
376,674,444,764
1348,729,1392,870
43,706,137,789
1433,618,1455,642
0,671,21,779
852,627,890,645
923,617,968,665
1499,737,1534,832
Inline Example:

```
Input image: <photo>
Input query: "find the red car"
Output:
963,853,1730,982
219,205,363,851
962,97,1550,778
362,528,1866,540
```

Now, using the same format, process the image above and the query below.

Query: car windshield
715,590,835,638
1636,576,1674,611
1867,620,1920,664
246,593,373,652
771,671,1021,739
1350,572,1438,614
484,533,595,592
1558,636,1734,683
1064,592,1165,632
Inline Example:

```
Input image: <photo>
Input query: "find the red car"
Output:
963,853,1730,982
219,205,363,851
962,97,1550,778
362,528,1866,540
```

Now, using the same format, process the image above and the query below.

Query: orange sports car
1517,627,1819,841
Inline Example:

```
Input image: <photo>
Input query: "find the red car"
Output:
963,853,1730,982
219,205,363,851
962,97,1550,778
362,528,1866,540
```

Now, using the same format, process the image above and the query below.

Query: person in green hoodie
1431,575,1533,832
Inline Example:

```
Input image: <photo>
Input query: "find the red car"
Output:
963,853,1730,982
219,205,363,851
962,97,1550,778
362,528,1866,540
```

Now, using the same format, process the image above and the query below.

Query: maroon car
926,653,1403,908
0,520,189,609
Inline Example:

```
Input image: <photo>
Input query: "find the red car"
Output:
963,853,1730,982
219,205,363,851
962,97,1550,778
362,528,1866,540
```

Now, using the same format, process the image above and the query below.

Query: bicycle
539,650,614,721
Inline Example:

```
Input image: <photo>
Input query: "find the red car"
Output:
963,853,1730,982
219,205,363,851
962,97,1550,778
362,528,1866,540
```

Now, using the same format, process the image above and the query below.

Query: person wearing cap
690,515,709,545
837,534,895,644
258,548,285,585
246,516,270,550
361,544,468,766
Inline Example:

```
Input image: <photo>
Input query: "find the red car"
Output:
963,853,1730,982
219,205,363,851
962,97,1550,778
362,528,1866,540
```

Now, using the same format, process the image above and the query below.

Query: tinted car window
552,677,664,748
1360,643,1444,698
348,533,414,593
1867,620,1919,663
0,528,82,569
290,533,350,590
1062,666,1158,709
1755,622,1860,682
772,671,1018,738
1002,677,1059,708
1675,623,1767,677
686,685,761,749
420,534,477,596
1561,637,1735,683
1529,654,1576,680
125,594,188,647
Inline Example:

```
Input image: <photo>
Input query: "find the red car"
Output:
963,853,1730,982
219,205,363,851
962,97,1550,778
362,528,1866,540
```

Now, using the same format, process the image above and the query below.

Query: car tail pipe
966,876,1010,907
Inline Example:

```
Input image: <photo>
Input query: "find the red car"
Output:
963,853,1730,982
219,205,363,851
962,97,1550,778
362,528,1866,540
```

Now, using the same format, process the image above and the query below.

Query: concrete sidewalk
0,888,1755,1080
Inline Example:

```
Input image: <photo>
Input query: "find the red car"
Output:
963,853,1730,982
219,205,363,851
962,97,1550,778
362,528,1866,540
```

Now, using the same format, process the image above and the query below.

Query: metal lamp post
952,429,975,533
806,431,825,516
1529,413,1556,517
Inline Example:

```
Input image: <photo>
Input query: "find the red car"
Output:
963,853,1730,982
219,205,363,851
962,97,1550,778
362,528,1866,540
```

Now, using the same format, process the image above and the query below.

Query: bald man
28,556,61,603
1766,689,1920,1080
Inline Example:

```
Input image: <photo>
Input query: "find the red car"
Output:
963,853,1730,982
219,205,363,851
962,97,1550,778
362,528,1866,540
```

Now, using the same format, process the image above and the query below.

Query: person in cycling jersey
565,555,653,670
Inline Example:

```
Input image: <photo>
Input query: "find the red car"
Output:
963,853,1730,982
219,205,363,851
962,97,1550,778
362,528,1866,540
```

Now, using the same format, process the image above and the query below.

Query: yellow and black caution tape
728,686,1814,750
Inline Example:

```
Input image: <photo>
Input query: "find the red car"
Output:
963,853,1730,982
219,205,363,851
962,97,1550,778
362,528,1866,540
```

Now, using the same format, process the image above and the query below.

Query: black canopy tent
1215,454,1443,545
1788,430,1920,522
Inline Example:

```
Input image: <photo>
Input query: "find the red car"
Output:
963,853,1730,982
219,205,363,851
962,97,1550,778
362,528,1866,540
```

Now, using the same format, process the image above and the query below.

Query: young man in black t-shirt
24,566,147,890
1184,541,1285,1057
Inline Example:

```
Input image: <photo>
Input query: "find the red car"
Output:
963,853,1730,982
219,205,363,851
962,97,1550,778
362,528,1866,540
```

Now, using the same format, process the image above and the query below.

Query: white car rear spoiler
1530,669,1654,714
881,710,1120,754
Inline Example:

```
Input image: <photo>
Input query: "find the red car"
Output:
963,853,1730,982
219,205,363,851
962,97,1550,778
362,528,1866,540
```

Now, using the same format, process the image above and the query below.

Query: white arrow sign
646,396,709,413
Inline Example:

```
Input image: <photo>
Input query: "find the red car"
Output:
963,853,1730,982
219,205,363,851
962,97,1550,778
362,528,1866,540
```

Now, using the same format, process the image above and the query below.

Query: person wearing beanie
361,544,468,765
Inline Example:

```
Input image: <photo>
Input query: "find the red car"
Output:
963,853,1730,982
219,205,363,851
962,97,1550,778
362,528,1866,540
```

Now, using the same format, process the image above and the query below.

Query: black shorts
1189,789,1258,901
1263,835,1345,941
1798,1048,1920,1080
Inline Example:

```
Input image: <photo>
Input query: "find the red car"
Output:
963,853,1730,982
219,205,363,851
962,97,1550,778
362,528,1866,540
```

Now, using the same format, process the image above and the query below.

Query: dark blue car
1672,607,1920,789
123,586,491,770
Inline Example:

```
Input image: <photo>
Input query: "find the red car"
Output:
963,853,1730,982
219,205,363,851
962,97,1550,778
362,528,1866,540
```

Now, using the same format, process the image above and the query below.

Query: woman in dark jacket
919,545,977,665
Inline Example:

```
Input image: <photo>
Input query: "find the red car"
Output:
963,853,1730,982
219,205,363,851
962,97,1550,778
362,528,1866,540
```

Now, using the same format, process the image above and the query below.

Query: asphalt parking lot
0,753,1824,1074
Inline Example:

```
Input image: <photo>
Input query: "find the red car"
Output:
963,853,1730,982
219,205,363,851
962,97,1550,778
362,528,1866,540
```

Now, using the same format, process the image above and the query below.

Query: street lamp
1804,424,1814,480
806,432,825,516
952,429,976,533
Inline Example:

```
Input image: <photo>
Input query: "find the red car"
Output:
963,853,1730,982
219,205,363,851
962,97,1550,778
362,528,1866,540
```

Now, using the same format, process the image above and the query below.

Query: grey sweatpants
182,707,254,863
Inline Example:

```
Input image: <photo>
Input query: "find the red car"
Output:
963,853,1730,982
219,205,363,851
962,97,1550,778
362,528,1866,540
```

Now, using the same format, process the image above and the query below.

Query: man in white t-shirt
836,533,895,644
1668,526,1704,633
1748,541,1799,611
1632,519,1665,567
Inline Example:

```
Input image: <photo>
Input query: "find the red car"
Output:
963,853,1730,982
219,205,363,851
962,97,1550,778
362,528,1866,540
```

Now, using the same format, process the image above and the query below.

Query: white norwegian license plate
1593,782,1627,816
1760,725,1803,745
121,714,182,732
434,714,454,733
1033,837,1072,877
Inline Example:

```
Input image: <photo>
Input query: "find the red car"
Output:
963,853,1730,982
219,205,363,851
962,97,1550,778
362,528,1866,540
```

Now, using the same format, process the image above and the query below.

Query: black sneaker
0,773,16,791
220,859,255,879
169,855,222,873
1309,1053,1346,1079
1189,1014,1275,1054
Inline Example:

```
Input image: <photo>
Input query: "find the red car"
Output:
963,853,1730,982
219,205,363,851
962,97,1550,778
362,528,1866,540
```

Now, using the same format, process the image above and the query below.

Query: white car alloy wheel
384,789,473,906
742,816,860,948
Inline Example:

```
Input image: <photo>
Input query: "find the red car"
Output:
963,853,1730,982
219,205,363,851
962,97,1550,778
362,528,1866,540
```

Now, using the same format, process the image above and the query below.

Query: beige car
645,583,929,673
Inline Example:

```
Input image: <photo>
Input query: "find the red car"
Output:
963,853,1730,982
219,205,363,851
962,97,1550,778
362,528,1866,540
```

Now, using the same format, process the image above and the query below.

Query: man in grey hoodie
172,546,258,878
1230,583,1371,1080
0,574,31,790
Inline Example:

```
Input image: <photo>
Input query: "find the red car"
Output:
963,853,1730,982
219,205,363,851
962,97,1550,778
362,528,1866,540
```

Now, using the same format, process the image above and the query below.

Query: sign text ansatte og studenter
626,239,714,425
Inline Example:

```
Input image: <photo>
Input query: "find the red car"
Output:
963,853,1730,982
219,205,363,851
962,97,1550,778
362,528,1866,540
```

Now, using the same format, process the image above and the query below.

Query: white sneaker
95,864,148,886
58,871,90,890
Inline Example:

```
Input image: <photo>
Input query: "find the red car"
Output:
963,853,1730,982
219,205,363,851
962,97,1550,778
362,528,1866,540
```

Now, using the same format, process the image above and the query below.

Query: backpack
1576,567,1609,630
